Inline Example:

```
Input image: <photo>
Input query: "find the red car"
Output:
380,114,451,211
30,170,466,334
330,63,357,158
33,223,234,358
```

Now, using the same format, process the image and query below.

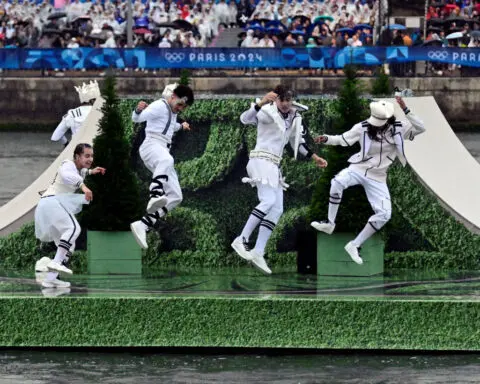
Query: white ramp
389,96,480,233
0,98,104,237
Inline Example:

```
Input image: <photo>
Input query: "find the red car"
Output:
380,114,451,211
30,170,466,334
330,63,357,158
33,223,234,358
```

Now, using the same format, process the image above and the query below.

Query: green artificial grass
0,296,479,350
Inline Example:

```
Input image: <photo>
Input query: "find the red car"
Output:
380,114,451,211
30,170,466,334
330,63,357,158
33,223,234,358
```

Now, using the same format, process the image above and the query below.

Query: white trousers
256,183,284,225
332,168,392,228
140,138,182,215
35,196,83,252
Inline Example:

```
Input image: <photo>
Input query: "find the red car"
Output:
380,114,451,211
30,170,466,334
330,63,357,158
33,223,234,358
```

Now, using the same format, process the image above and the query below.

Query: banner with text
1,47,480,70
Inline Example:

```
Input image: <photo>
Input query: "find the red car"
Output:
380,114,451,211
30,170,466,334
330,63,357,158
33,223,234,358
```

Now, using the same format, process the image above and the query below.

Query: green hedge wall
386,164,480,269
1,98,479,272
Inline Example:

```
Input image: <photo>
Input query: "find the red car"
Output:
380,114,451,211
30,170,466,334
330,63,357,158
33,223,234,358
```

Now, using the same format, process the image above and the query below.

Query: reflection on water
1,351,480,384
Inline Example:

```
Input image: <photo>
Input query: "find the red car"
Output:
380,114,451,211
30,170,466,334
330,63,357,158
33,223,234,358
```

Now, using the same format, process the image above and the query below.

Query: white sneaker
344,241,363,265
250,249,272,275
42,278,71,288
146,196,168,214
35,272,49,284
35,257,52,272
42,287,71,297
310,220,335,235
231,236,253,261
47,260,72,274
130,221,148,249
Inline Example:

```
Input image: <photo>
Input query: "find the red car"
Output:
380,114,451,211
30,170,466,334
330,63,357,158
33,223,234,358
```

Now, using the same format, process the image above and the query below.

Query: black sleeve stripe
341,134,351,147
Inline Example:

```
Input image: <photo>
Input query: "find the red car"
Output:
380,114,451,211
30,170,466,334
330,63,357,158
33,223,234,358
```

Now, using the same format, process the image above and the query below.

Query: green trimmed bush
371,66,391,96
81,75,143,231
387,164,480,269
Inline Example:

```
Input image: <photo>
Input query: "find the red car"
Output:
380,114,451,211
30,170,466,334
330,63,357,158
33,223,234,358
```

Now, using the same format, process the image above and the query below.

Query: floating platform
0,267,479,350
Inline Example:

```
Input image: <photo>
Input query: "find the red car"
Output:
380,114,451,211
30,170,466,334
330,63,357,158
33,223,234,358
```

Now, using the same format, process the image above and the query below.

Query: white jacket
132,98,182,144
240,102,312,189
43,160,88,197
51,105,92,145
240,102,311,160
324,109,425,183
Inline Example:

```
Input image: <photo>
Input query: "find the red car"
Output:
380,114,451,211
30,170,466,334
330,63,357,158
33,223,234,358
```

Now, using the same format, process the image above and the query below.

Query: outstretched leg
311,168,360,234
345,178,392,265
354,181,391,247
131,144,182,249
232,184,277,262
43,213,79,288
249,185,283,275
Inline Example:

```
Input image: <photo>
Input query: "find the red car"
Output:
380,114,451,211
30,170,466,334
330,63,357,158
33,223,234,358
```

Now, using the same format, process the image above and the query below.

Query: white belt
249,150,281,165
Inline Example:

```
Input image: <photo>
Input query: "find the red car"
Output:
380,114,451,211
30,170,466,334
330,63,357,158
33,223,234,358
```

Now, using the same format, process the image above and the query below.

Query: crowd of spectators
0,0,382,49
237,0,378,48
0,0,240,48
424,0,480,46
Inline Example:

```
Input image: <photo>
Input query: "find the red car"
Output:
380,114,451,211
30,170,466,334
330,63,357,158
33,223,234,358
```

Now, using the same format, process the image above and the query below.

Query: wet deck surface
1,268,480,300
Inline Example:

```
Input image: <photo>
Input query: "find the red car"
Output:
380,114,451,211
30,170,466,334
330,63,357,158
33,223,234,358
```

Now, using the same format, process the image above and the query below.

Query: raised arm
240,91,278,125
132,100,164,123
396,97,426,141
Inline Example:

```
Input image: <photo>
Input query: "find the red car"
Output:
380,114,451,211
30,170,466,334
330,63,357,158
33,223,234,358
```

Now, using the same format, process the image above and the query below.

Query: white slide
388,96,480,233
0,98,104,237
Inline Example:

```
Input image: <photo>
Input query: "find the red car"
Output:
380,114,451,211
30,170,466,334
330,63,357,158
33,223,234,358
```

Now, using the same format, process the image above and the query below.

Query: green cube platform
317,232,384,277
87,231,142,275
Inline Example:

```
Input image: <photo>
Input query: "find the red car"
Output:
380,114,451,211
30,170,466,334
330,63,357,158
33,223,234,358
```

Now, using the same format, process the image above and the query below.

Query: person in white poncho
34,143,106,288
231,85,328,274
310,97,425,265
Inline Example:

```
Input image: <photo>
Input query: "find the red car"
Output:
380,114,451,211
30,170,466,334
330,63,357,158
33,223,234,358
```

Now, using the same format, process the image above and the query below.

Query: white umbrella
446,32,464,40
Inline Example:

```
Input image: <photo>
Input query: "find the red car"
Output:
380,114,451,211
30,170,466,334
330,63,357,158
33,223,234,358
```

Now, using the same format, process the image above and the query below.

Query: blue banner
1,47,480,70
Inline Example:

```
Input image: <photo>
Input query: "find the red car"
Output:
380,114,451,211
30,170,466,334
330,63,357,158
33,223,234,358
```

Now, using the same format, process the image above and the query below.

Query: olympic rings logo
427,51,449,60
165,53,185,63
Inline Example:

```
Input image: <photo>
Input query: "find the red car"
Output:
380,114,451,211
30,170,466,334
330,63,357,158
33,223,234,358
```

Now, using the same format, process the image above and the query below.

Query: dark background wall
0,77,477,126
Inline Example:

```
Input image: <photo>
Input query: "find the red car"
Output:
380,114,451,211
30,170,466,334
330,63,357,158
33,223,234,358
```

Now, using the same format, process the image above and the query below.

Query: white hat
367,100,393,126
161,83,178,99
384,100,395,119
75,80,101,103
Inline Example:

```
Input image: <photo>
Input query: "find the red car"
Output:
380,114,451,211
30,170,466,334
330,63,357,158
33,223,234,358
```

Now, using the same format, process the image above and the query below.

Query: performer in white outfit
34,143,106,288
310,97,425,264
50,81,101,147
232,85,328,274
130,85,194,250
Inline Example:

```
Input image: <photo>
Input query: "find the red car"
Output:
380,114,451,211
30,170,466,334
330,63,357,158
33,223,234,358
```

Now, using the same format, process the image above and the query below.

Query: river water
1,350,480,383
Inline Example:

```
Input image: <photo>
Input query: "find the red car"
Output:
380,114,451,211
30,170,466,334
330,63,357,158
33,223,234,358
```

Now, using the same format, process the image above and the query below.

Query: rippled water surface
1,351,480,384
